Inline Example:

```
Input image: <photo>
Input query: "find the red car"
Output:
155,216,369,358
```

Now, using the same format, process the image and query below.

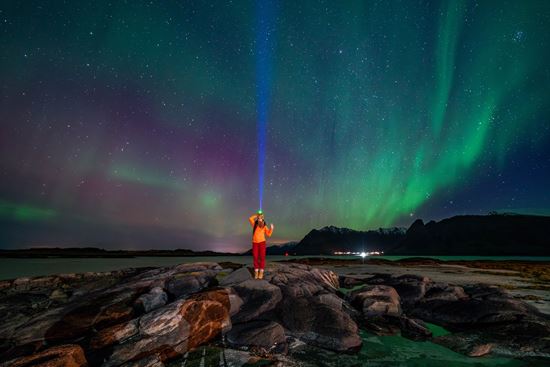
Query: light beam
255,0,276,211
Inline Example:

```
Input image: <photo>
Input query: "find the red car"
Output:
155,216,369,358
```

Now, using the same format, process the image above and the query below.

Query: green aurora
0,0,549,250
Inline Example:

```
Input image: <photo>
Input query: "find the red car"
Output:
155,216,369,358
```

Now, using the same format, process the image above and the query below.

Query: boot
259,269,264,280
254,269,259,279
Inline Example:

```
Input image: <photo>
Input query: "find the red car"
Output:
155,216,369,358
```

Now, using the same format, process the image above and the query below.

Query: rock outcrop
1,344,87,367
1,261,549,365
0,262,362,366
358,272,550,358
0,263,227,365
349,285,402,318
226,320,287,353
231,279,282,323
268,263,362,352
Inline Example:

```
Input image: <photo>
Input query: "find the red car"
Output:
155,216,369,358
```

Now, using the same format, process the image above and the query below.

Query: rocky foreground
0,261,549,366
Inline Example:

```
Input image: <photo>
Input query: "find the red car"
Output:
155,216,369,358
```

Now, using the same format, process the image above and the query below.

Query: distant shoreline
280,256,550,286
0,248,242,258
2,254,550,285
2,248,550,260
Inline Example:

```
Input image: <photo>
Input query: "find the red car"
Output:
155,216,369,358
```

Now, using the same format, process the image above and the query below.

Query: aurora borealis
1,1,549,252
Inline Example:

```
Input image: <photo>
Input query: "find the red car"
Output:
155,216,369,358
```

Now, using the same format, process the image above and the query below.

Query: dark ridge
0,247,239,258
389,214,550,256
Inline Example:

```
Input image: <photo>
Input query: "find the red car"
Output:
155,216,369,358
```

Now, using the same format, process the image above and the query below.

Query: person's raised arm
249,214,258,227
265,223,274,237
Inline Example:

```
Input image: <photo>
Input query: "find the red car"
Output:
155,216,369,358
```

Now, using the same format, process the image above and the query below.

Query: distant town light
332,250,383,256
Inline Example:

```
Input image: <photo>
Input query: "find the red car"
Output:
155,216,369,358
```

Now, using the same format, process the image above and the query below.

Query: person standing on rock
248,210,274,279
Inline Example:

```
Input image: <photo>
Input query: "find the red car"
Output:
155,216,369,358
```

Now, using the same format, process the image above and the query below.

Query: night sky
1,1,549,252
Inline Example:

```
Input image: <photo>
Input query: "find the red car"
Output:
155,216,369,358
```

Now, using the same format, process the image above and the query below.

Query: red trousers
252,241,266,269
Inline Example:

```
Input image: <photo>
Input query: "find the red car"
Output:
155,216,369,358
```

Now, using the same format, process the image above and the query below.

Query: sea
1,255,549,281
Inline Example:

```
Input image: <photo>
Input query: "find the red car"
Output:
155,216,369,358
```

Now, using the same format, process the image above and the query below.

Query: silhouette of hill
387,213,550,256
291,226,406,255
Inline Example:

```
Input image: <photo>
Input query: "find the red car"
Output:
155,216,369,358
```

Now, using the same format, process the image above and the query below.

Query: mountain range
2,213,548,257
390,213,550,256
288,225,406,255
259,213,550,256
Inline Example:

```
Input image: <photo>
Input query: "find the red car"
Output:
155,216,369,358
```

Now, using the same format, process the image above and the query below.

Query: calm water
1,255,550,280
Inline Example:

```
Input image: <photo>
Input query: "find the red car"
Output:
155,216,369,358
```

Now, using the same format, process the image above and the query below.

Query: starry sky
1,1,549,252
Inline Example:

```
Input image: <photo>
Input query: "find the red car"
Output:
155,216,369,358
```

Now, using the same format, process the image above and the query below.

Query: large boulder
410,284,543,329
103,299,191,366
349,285,402,318
226,320,287,353
0,269,146,357
90,319,139,350
103,288,232,366
346,284,403,337
367,274,432,307
422,283,468,302
278,292,362,352
0,262,226,361
219,267,252,286
107,262,222,296
9,287,143,350
231,280,282,323
339,276,365,289
134,287,168,313
268,264,362,353
398,316,432,341
1,344,87,367
165,270,217,298
268,263,339,297
433,318,550,359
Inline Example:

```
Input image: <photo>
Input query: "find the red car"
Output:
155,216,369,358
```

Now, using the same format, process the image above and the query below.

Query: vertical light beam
255,0,276,211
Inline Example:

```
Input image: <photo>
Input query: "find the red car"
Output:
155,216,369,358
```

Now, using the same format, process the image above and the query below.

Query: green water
289,329,545,367
339,284,367,295
355,329,534,367
425,322,450,337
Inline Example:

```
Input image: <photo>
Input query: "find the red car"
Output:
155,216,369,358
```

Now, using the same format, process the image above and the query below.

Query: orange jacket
249,214,273,243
